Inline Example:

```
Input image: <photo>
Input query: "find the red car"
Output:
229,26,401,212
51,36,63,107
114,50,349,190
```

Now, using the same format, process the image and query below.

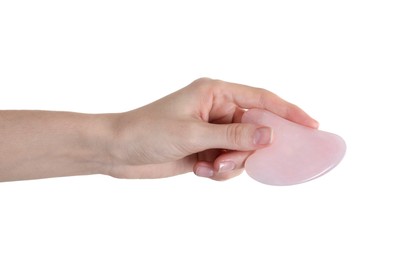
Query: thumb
197,123,273,151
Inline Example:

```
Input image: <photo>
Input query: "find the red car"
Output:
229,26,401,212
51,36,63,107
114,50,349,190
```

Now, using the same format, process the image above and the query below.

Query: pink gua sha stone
242,109,346,186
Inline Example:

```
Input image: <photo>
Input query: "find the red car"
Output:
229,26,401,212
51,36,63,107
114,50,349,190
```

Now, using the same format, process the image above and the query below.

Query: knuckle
191,77,224,90
226,124,245,147
188,78,216,97
191,77,213,87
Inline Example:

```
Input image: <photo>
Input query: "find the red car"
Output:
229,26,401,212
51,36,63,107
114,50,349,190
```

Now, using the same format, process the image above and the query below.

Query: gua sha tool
242,109,346,186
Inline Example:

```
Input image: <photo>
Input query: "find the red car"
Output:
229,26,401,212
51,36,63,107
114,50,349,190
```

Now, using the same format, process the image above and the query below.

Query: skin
0,78,318,182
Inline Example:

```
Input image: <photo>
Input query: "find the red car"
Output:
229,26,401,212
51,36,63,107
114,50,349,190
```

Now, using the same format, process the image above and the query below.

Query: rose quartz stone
242,109,346,185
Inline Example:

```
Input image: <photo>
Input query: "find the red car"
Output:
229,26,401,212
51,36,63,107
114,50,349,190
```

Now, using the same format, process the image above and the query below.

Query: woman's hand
107,78,318,181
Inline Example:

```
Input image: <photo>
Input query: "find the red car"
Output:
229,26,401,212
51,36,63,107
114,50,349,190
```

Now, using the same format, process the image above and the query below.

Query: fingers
194,122,273,152
214,150,251,181
194,151,252,181
212,79,319,128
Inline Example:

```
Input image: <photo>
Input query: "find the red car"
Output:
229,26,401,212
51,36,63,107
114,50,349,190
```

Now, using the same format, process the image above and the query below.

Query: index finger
214,80,319,128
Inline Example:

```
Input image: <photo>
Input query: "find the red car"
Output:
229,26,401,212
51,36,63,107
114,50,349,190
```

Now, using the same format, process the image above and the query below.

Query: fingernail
218,161,236,173
195,166,214,178
253,127,273,145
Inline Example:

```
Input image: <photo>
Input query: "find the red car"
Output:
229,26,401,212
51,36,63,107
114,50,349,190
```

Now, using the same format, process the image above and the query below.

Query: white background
1,0,406,259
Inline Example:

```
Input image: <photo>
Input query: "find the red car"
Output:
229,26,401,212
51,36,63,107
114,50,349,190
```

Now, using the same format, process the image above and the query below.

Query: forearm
0,110,114,181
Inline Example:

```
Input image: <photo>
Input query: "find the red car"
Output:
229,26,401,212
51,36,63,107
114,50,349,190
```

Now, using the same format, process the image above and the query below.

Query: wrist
92,110,146,178
79,113,119,176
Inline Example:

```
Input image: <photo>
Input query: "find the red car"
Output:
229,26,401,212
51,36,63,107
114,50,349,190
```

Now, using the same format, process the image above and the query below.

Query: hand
107,78,318,181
